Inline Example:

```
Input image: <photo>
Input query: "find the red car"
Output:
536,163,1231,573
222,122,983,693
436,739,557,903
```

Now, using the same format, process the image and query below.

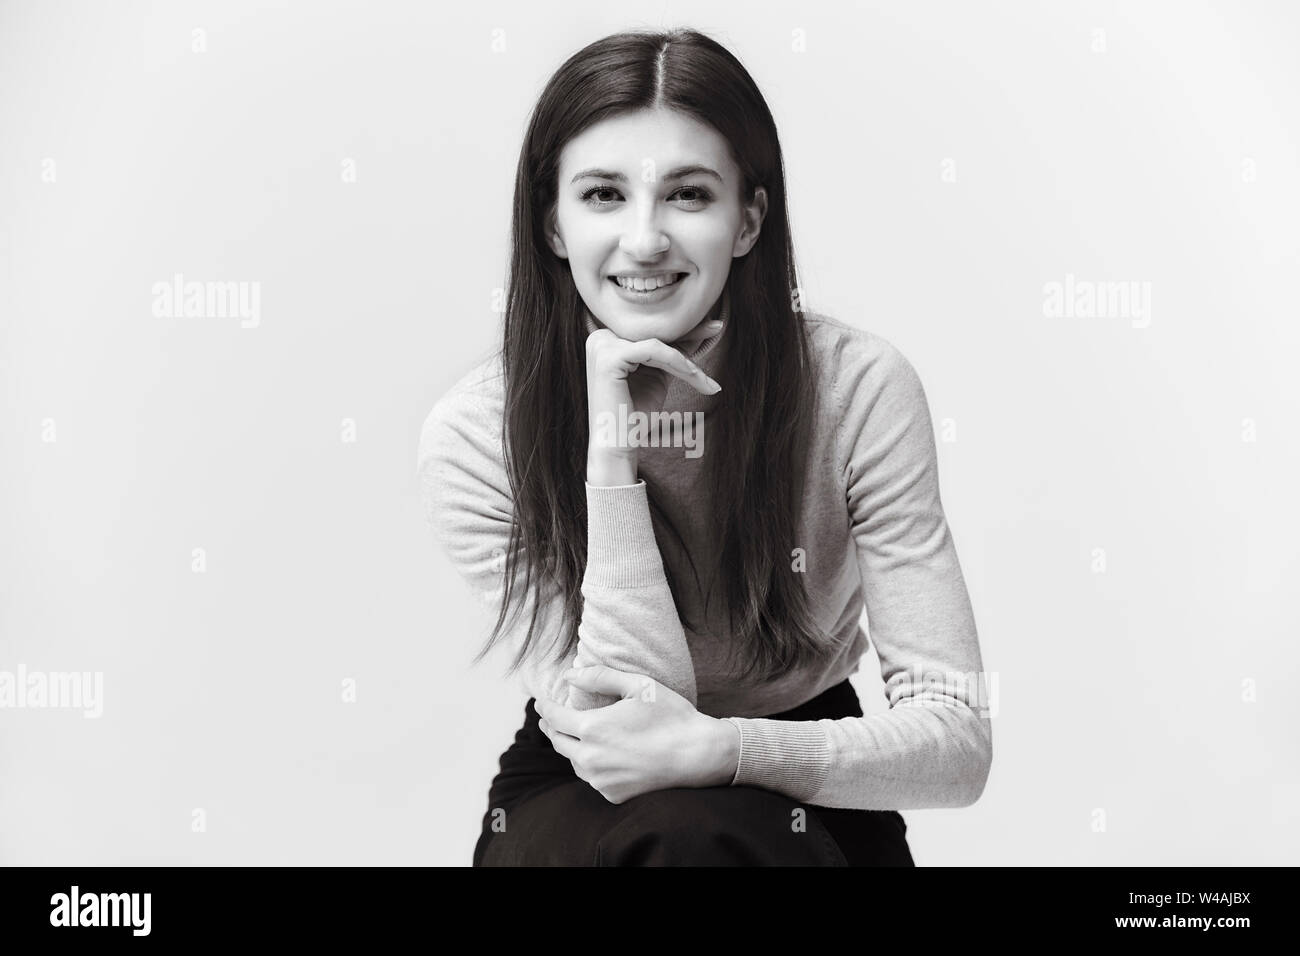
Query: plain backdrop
1,0,1296,866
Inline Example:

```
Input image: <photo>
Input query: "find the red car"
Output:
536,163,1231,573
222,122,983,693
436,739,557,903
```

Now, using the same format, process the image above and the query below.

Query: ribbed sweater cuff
724,717,831,802
584,479,668,588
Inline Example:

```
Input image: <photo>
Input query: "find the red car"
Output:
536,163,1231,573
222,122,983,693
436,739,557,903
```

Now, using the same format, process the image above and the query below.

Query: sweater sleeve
417,374,698,712
722,337,993,810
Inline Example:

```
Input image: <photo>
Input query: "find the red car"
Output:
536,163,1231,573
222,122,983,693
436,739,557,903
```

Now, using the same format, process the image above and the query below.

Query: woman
418,27,992,866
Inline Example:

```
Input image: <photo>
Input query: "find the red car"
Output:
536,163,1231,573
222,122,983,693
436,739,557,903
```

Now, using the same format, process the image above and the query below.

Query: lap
477,778,849,867
474,683,915,867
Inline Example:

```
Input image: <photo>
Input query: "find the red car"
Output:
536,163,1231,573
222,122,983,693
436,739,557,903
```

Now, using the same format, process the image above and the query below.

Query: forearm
724,701,993,810
565,473,698,710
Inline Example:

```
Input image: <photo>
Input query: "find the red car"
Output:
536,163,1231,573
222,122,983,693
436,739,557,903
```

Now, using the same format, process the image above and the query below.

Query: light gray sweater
417,293,993,811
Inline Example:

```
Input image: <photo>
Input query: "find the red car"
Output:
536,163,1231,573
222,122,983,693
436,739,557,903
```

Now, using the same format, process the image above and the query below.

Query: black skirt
473,677,915,866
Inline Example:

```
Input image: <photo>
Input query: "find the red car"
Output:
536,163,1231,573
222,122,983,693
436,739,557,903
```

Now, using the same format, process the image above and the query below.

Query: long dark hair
481,27,831,684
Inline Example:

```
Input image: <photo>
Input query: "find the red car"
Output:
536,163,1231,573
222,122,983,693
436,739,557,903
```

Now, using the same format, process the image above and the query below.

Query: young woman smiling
419,27,992,866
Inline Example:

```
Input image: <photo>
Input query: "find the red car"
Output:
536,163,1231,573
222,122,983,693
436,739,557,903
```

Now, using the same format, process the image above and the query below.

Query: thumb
565,664,646,699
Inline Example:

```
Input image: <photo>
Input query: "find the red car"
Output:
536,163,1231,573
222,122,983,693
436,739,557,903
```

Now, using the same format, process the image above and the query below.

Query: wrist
690,715,741,788
586,448,638,486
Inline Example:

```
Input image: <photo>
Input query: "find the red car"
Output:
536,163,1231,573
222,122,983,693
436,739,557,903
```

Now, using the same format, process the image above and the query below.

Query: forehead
558,108,733,177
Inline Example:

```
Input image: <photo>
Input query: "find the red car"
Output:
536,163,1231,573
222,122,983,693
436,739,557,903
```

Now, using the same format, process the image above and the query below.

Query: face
547,107,767,344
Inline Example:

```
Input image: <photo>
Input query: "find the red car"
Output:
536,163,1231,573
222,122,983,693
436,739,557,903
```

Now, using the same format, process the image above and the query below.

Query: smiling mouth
608,272,687,292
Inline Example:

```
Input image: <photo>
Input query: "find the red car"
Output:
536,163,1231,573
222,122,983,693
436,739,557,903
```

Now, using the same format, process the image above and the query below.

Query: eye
581,186,621,206
673,185,712,205
578,185,714,207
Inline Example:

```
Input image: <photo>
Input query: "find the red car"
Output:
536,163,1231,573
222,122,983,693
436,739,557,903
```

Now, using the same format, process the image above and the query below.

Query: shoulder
801,314,941,504
416,350,506,472
416,350,514,540
799,310,928,420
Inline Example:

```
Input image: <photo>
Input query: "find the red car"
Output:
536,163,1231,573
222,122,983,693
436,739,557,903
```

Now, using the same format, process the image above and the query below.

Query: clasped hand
535,665,739,805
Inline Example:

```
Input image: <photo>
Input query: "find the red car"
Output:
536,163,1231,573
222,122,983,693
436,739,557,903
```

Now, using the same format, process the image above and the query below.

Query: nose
618,199,670,260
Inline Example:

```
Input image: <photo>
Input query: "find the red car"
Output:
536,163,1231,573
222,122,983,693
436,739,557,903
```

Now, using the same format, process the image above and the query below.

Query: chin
612,314,692,339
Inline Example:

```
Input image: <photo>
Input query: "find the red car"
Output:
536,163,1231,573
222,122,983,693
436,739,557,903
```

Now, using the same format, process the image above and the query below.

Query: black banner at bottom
0,865,1284,942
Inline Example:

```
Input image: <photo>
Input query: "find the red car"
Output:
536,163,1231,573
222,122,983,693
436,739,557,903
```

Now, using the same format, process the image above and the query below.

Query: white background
1,0,1296,865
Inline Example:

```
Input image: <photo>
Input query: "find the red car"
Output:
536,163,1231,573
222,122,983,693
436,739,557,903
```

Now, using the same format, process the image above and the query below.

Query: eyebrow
570,164,724,185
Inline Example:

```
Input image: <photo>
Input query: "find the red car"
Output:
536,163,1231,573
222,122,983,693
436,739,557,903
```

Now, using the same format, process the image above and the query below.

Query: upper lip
609,270,687,278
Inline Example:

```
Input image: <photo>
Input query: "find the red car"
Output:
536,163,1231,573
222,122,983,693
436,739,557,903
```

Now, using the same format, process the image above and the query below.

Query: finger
616,338,722,395
537,713,577,741
538,718,580,759
536,697,585,738
534,686,565,714
565,664,649,700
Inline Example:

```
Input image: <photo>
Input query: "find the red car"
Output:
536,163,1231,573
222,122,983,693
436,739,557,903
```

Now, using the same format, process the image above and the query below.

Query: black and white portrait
3,0,1295,899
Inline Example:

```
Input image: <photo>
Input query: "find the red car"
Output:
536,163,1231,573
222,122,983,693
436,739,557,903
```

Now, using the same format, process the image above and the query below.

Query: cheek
678,220,737,267
564,235,602,270
555,213,604,269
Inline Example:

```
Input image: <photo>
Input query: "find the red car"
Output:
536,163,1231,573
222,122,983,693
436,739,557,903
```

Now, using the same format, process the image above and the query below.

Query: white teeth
615,273,682,292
